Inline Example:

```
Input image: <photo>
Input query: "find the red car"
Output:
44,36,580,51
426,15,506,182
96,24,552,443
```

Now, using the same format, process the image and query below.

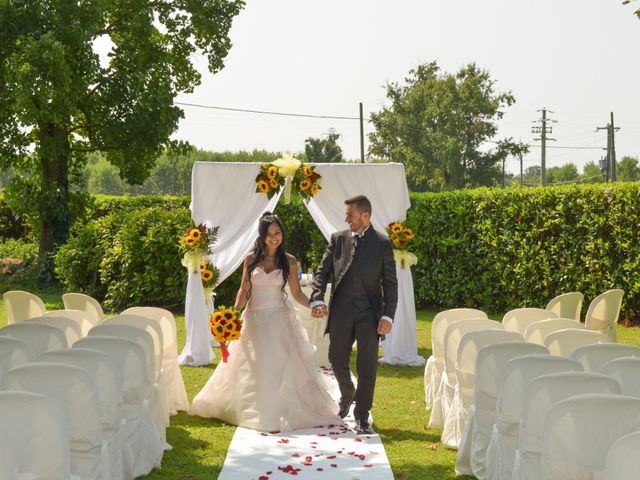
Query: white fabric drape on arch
178,163,282,366
181,161,424,367
307,163,425,366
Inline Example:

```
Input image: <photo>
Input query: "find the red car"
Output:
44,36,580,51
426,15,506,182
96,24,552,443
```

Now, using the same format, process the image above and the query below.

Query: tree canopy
0,0,244,262
304,132,343,163
368,61,527,191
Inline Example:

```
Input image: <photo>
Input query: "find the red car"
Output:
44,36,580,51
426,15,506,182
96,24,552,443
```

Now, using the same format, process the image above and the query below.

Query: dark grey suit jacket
310,226,398,333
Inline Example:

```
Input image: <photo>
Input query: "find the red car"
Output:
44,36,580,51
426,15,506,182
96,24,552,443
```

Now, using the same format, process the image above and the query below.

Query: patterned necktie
353,234,362,249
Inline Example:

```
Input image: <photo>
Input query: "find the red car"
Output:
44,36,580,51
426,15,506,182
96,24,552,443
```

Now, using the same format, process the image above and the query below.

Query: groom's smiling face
344,205,370,233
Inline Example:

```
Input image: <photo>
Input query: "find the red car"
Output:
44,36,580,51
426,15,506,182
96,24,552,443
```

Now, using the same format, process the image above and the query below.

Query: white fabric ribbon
393,249,418,269
273,153,301,205
181,249,206,274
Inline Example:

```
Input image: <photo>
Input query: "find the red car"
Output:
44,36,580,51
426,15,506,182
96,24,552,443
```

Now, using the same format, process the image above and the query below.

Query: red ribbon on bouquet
220,341,230,363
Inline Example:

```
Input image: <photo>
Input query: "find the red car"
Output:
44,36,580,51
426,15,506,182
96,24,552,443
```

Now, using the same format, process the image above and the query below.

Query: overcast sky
173,0,640,175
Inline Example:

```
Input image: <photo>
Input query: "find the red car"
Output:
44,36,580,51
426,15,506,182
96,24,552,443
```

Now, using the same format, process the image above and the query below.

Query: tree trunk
38,122,71,267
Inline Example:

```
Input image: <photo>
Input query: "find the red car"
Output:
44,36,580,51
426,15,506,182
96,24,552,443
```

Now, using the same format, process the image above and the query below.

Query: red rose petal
317,467,324,471
365,464,373,467
291,454,300,458
327,455,336,459
305,456,312,462
331,463,337,468
354,438,363,442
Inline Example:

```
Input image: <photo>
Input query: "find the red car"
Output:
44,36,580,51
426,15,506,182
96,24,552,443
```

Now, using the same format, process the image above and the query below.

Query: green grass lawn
2,289,640,479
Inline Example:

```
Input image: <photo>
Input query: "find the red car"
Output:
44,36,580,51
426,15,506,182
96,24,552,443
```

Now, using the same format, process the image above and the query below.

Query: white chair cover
434,318,503,431
0,435,17,480
62,292,105,324
600,356,640,397
0,322,68,355
484,354,582,480
513,372,620,480
104,314,170,427
122,306,189,413
425,308,487,412
39,348,129,480
584,289,624,341
442,329,523,450
1,363,106,480
603,430,640,480
541,394,640,480
2,290,46,324
461,342,549,480
523,318,583,345
88,324,169,447
501,308,556,335
570,343,640,372
545,292,584,321
0,336,35,382
43,309,96,335
0,390,71,480
544,328,611,356
26,315,84,345
74,336,163,477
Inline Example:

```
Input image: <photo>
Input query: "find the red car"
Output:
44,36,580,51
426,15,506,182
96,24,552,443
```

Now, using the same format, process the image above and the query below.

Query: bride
190,212,340,432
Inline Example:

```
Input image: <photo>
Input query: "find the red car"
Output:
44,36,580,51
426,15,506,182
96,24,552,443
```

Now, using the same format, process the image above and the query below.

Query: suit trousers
328,302,379,421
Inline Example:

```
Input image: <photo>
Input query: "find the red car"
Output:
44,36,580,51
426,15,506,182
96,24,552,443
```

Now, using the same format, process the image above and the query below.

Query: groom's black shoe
338,395,354,419
356,417,374,435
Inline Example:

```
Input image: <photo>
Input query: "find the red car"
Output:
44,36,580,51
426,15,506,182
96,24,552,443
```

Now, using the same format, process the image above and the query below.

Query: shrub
409,182,640,322
55,206,192,310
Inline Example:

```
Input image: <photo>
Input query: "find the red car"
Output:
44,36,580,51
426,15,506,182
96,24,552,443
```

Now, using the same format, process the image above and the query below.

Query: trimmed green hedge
54,196,327,310
41,182,640,322
409,183,640,322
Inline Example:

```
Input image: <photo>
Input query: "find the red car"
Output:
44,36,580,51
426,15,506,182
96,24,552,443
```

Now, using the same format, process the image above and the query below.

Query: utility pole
596,112,620,182
359,102,365,163
531,108,556,186
519,151,524,186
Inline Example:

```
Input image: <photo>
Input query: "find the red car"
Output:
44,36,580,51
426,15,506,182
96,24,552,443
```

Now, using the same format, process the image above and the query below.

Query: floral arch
178,161,425,368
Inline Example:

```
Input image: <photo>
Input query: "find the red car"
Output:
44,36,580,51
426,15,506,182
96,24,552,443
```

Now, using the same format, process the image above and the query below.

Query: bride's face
264,223,283,251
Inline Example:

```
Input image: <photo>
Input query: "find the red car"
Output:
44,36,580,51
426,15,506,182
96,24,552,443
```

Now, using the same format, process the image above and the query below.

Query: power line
175,101,360,121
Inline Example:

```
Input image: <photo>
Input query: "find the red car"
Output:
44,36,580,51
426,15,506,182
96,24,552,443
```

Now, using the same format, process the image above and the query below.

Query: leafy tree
304,132,343,163
617,156,640,182
522,165,541,185
582,161,605,183
547,163,579,184
0,0,244,266
368,61,521,191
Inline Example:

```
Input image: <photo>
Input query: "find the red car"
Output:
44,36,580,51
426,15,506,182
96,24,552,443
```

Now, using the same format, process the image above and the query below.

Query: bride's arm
234,255,253,310
287,254,310,308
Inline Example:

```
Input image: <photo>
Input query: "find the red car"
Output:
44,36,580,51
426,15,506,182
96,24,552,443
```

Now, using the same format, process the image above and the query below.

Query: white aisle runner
218,367,394,480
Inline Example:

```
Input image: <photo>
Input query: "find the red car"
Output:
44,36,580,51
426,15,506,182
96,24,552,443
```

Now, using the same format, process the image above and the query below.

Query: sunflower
189,229,202,240
267,165,278,179
257,179,270,193
404,228,415,239
389,223,403,233
224,322,236,332
211,311,224,323
310,184,319,196
303,165,313,177
201,270,213,282
227,331,240,341
200,262,207,271
299,179,312,191
269,178,278,189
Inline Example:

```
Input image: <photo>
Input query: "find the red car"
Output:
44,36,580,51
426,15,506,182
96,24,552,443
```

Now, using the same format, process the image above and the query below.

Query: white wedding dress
189,267,340,432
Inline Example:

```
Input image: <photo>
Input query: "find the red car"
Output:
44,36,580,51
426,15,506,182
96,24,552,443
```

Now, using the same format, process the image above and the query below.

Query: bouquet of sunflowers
255,163,284,199
200,260,220,301
292,163,322,200
210,305,243,362
179,223,218,273
386,220,418,269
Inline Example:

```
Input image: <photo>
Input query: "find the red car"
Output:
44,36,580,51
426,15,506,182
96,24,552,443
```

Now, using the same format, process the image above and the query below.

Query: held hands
377,319,392,335
311,305,328,318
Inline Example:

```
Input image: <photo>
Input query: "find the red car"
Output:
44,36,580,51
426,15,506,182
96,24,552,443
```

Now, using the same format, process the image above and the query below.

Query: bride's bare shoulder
285,252,297,265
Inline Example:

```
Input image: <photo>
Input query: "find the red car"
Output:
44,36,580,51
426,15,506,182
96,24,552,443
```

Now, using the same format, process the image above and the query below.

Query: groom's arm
380,237,398,320
310,232,337,305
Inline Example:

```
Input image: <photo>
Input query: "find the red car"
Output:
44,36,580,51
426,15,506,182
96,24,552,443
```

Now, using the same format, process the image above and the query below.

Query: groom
310,195,398,435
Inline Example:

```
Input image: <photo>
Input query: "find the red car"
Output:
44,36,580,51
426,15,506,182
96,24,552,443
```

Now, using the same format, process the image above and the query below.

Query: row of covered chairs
3,291,105,325
456,346,640,480
0,301,189,479
426,289,624,426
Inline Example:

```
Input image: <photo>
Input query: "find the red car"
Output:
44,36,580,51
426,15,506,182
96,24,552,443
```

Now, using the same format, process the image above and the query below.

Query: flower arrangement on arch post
386,220,418,269
209,305,243,362
178,222,218,273
200,260,220,301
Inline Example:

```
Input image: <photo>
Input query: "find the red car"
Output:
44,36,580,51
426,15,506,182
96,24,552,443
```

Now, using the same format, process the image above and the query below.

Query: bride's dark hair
247,212,290,294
